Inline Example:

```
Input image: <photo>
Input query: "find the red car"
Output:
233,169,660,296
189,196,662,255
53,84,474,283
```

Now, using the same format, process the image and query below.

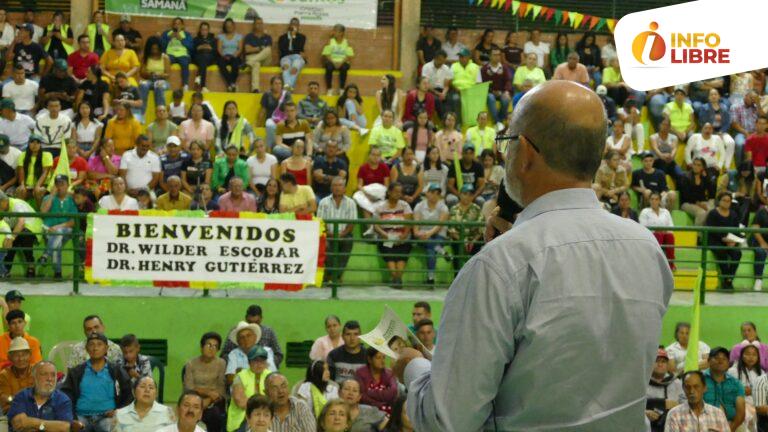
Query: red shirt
746,134,768,168
53,156,88,179
67,51,100,80
357,162,390,186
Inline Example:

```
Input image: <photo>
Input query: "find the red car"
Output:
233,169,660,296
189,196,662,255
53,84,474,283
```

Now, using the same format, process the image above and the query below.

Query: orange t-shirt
0,333,43,366
105,117,142,155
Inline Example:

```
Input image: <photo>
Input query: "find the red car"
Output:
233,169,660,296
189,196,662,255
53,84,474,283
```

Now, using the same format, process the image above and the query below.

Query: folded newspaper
359,306,433,359
723,233,746,244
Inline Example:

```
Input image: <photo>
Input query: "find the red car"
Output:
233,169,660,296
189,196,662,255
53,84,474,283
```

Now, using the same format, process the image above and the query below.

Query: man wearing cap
8,361,81,432
663,87,695,143
704,347,746,430
227,346,272,431
67,315,123,369
0,310,42,365
67,34,99,84
111,16,143,54
119,135,161,197
632,151,678,209
1,290,31,332
645,348,683,431
449,48,479,124
61,332,133,431
0,134,21,194
9,23,50,80
0,190,43,278
38,174,76,278
1,66,39,116
0,337,35,412
34,97,72,157
0,99,36,150
446,143,485,207
225,321,276,386
38,59,77,119
317,177,357,284
666,371,730,432
159,136,189,193
156,175,192,211
394,81,673,431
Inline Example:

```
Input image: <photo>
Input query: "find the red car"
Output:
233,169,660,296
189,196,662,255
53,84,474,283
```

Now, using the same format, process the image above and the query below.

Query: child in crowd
137,189,153,209
170,89,187,125
120,333,152,383
0,290,31,332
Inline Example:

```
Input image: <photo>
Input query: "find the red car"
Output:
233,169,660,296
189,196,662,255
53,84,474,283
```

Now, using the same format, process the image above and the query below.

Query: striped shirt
318,195,358,235
271,397,316,432
664,402,730,432
753,374,768,408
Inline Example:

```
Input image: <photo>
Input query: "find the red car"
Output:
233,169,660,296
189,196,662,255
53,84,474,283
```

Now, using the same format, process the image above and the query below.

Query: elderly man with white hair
395,80,674,431
8,361,82,431
155,175,192,210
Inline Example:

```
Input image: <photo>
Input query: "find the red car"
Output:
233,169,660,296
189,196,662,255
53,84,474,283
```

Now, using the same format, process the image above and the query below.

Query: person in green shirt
450,48,480,92
663,88,695,142
549,32,572,69
369,110,406,162
465,111,497,153
513,53,546,91
202,0,258,20
212,145,250,195
322,24,354,96
38,174,76,278
0,191,42,278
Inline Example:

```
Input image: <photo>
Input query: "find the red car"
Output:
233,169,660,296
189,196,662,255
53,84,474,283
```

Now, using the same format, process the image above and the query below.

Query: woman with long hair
257,178,281,214
337,84,368,134
375,74,403,127
575,31,601,86
705,192,742,290
731,322,768,371
728,344,762,403
373,182,413,288
639,192,676,270
85,138,120,199
280,139,312,186
71,101,103,160
355,347,398,414
473,28,499,65
309,316,343,362
297,360,339,418
180,140,213,196
193,22,217,91
605,118,633,171
679,157,715,226
403,76,435,128
217,18,244,92
138,36,171,115
17,135,52,203
259,75,290,149
391,146,423,208
75,65,111,121
191,183,219,212
550,31,572,67
719,161,759,226
219,100,255,156
422,146,448,196
313,109,351,162
435,112,463,164
479,148,504,202
405,109,435,163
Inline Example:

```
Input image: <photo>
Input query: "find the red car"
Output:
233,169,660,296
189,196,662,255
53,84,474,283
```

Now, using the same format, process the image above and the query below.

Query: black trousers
217,56,241,87
3,228,37,271
325,234,354,283
195,52,216,88
202,399,225,432
323,59,350,89
712,246,741,285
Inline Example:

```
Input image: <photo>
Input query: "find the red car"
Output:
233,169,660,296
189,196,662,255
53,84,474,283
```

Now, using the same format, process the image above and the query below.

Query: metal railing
2,211,768,304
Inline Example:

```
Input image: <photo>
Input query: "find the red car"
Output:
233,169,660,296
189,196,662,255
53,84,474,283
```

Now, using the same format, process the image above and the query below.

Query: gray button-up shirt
405,188,674,431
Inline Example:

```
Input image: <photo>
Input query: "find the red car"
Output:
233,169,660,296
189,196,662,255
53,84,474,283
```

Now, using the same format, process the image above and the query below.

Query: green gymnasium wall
16,295,768,402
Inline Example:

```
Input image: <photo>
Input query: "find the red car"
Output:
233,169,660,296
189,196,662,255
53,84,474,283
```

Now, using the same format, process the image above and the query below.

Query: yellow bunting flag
48,139,70,191
684,269,704,372
572,13,584,29
607,18,617,33
530,4,542,19
511,0,520,14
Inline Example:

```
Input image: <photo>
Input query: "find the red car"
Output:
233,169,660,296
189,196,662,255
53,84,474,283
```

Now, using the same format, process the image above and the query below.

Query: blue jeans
265,118,278,149
752,238,767,278
138,79,169,114
487,92,511,124
648,93,670,130
423,234,447,276
169,55,191,86
44,227,72,273
78,413,111,432
280,54,305,89
272,144,292,163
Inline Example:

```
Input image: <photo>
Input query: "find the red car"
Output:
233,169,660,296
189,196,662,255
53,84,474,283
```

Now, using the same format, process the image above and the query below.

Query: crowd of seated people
0,296,438,431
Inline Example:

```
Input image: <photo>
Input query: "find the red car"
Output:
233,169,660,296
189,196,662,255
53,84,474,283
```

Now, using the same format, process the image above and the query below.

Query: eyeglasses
204,343,219,349
495,134,540,155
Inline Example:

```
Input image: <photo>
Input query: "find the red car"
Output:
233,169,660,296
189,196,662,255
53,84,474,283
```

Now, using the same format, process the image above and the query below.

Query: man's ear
517,136,536,175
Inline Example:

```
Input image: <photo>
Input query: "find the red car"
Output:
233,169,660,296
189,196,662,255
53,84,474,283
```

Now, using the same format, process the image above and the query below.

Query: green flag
48,138,70,191
460,82,490,128
684,269,704,372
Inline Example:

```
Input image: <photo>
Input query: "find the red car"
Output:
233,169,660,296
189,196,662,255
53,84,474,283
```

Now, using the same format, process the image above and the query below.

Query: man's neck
332,194,343,204
643,167,654,174
11,365,29,377
90,358,106,370
177,422,196,432
275,401,291,417
345,345,361,354
690,401,704,416
230,193,243,201
490,61,500,68
711,370,726,382
33,392,49,406
651,372,665,382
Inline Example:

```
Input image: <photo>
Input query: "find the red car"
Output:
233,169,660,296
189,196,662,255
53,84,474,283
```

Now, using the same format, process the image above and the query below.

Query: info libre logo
631,21,730,66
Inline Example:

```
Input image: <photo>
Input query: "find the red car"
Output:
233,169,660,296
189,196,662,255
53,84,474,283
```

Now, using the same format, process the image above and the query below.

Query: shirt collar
514,188,601,227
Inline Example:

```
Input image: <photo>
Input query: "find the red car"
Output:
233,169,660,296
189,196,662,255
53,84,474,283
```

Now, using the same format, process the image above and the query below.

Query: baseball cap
0,134,9,148
709,346,730,359
656,348,669,360
595,85,607,96
120,14,131,22
16,23,33,34
28,134,43,144
458,48,471,57
86,332,109,344
166,136,181,147
247,345,269,361
674,85,687,95
53,59,68,70
462,143,475,153
5,290,25,302
640,151,655,160
460,184,474,193
54,174,69,184
8,337,30,353
0,99,14,110
427,183,441,192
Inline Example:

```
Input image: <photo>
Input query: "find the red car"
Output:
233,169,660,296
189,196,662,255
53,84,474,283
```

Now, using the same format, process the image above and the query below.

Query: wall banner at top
106,0,379,29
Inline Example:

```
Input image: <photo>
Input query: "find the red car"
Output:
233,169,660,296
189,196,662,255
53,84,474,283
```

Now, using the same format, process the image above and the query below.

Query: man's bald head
511,81,606,182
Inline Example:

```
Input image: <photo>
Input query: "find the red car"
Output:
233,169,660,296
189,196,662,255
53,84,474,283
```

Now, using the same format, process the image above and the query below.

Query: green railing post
699,233,708,305
330,221,340,299
72,218,81,295
457,224,467,269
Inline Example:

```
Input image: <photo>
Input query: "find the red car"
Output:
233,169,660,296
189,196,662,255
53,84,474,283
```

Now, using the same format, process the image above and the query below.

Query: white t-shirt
119,149,161,190
639,208,674,228
665,341,711,375
35,113,72,151
685,133,725,169
169,102,186,119
98,194,139,211
605,134,634,158
0,147,22,171
422,61,454,91
443,41,467,62
75,120,103,145
2,79,39,111
0,23,14,49
156,424,206,432
246,153,278,187
524,41,550,68
0,114,36,149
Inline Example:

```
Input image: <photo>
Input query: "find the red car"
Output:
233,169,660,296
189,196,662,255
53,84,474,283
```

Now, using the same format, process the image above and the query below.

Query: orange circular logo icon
632,22,666,64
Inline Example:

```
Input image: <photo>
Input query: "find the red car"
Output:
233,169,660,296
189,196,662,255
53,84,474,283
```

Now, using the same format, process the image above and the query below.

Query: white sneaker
359,128,370,136
202,87,209,93
363,226,375,238
183,84,189,92
327,89,335,96
755,279,763,291
194,76,201,85
496,122,506,132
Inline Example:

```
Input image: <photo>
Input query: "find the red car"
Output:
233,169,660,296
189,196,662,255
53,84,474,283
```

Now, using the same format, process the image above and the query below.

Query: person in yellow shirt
104,102,142,155
465,112,497,153
278,172,317,214
450,48,480,92
663,88,695,142
368,110,406,162
322,24,354,96
155,176,192,210
513,53,546,91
